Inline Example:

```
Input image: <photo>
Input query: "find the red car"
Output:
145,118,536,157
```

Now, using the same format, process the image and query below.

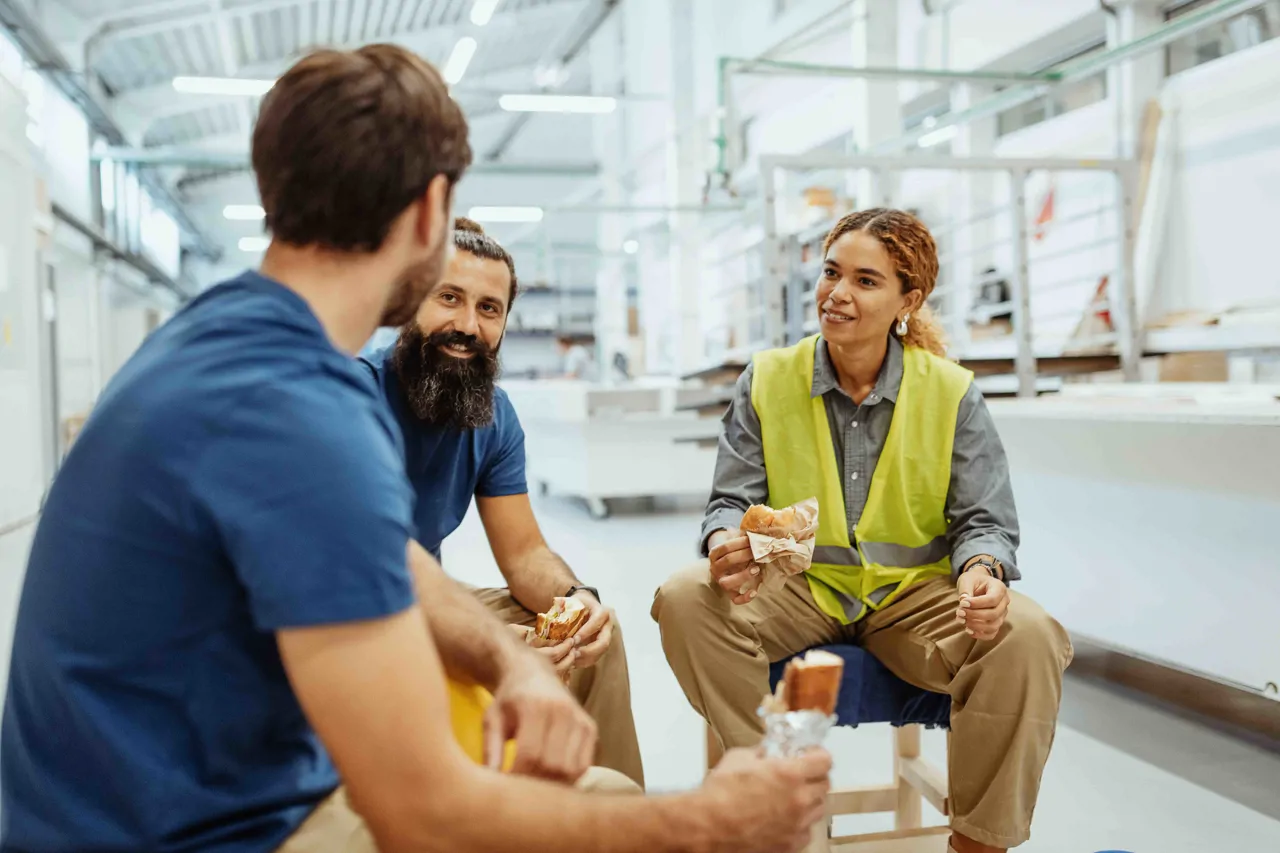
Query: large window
996,42,1108,138
98,157,182,280
1165,0,1280,75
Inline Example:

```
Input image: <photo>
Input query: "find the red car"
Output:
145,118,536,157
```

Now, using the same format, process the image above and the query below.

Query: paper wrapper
743,497,819,593
757,686,837,758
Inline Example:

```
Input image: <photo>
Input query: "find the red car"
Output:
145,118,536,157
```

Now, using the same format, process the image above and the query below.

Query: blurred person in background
653,209,1073,853
558,333,596,379
0,44,829,853
361,217,645,788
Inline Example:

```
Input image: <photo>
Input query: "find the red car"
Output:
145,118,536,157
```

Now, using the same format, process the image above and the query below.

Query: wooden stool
705,645,953,853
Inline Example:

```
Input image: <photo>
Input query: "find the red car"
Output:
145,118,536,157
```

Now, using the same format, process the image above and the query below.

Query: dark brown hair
252,44,472,252
452,217,518,310
823,208,948,356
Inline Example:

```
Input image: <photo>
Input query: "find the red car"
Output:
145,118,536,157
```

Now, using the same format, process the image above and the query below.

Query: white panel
0,75,44,529
38,86,92,222
1154,37,1280,322
992,401,1280,695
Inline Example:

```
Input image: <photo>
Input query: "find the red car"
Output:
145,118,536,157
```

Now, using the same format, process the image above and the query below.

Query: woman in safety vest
652,209,1072,853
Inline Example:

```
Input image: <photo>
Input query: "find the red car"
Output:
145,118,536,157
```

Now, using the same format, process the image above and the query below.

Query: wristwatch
963,557,1004,582
566,584,601,604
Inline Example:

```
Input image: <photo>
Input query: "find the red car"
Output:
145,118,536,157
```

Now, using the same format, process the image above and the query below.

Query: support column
947,82,999,356
589,13,630,386
1107,0,1166,161
666,0,702,375
850,0,902,204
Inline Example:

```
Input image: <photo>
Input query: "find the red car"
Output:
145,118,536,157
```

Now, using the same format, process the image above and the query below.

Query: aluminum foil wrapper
758,708,837,758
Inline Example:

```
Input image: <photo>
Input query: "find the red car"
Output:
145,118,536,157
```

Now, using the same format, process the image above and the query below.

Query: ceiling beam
94,145,601,178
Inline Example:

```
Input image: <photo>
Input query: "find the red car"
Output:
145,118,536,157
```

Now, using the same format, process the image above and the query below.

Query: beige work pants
473,587,646,789
276,767,639,852
651,562,1072,849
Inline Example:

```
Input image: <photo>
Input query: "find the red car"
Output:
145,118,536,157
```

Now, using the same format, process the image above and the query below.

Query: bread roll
741,504,801,538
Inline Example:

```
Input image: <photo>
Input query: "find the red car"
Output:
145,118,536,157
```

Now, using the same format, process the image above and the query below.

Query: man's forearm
503,543,579,614
409,545,527,690
396,765,715,853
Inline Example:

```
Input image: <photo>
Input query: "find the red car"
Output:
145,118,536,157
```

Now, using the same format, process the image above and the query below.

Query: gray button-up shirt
700,337,1021,582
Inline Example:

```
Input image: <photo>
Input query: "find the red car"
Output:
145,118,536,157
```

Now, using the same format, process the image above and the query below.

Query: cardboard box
1158,351,1228,383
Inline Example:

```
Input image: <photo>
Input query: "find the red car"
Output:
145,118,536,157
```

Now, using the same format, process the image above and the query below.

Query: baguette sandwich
780,649,845,715
534,596,590,643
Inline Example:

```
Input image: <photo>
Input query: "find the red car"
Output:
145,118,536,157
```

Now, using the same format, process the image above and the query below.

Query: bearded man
360,218,644,788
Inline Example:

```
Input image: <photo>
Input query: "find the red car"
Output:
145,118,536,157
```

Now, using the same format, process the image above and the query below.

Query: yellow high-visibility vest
751,335,973,624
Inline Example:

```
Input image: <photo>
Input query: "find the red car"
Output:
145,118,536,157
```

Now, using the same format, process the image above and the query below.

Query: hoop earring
896,314,910,337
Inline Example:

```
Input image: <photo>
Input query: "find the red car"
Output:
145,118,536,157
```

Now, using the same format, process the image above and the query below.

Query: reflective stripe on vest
751,336,973,625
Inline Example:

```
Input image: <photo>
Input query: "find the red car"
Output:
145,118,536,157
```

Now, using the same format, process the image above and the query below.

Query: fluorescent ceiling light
238,236,270,252
622,239,639,255
471,0,502,26
499,94,616,114
918,125,957,148
223,204,265,221
444,37,478,85
173,76,274,96
467,206,544,223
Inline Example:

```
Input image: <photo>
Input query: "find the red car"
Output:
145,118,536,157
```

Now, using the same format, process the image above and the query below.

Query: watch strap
566,584,600,604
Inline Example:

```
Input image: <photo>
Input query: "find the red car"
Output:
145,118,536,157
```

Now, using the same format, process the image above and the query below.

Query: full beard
391,326,500,430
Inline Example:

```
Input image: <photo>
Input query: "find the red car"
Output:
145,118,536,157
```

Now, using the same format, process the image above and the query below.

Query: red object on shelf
1033,184,1055,242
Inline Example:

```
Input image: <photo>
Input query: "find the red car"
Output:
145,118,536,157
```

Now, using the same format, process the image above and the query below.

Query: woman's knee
1004,594,1074,675
650,561,721,628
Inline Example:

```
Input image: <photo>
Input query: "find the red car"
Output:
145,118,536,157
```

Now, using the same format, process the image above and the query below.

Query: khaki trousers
276,767,639,852
651,563,1072,849
473,587,646,789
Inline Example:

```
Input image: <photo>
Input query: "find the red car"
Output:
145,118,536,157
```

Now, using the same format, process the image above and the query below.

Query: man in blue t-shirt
360,219,643,787
0,45,833,853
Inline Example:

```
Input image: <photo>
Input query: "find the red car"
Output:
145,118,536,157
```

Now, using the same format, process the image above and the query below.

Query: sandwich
780,649,845,716
534,596,589,643
741,503,804,539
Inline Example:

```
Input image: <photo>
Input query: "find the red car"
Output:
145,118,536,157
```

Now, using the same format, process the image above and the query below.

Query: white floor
441,494,1280,853
2,499,1279,852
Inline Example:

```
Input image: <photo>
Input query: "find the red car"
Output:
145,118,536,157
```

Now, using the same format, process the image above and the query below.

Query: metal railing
758,154,1141,397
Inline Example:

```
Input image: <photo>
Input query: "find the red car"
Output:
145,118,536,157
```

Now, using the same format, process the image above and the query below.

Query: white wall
1151,36,1280,323
0,74,45,529
995,403,1280,696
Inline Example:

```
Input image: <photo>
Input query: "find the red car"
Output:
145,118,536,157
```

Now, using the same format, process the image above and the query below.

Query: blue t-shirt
359,347,528,561
1,272,416,853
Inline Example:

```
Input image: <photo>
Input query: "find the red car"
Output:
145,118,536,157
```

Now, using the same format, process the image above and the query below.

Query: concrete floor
2,496,1279,852
442,494,1280,853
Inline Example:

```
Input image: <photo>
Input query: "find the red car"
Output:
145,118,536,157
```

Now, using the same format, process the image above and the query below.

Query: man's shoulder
491,386,523,433
358,343,392,378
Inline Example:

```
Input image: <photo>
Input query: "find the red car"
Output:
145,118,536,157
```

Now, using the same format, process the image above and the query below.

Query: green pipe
724,56,1062,85
711,56,1059,178
876,0,1266,152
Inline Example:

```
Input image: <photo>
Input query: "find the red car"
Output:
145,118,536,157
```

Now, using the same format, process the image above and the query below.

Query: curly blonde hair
821,208,948,357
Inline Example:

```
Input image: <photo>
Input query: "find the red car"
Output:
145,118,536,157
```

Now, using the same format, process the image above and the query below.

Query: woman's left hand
956,564,1010,641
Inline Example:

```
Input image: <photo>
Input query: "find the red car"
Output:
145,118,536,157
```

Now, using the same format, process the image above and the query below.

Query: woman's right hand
708,529,761,605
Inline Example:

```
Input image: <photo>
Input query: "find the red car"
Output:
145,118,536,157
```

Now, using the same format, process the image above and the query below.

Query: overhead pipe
713,57,1065,177
91,147,602,178
872,0,1267,153
712,0,1265,177
52,202,191,299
